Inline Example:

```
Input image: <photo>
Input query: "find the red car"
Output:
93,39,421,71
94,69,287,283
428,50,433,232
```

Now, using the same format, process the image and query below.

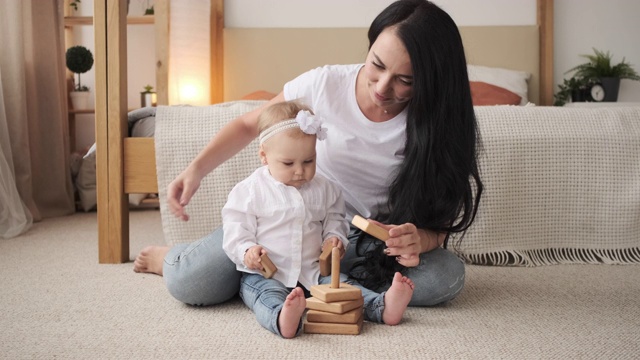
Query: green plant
566,48,640,81
553,77,591,106
66,46,94,92
142,85,155,93
69,0,81,11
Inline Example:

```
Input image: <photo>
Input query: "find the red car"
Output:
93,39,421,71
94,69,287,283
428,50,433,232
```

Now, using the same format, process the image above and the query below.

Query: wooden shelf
69,108,95,114
69,108,137,114
64,16,154,27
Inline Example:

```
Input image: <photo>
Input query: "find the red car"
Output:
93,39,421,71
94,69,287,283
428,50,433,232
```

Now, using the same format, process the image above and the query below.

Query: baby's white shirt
222,167,349,289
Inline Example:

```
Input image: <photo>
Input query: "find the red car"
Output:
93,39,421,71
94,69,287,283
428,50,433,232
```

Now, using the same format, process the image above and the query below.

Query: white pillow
467,64,531,105
76,144,97,212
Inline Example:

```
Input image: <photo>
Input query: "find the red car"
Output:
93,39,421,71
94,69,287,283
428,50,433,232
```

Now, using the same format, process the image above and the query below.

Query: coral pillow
241,90,277,101
470,81,522,106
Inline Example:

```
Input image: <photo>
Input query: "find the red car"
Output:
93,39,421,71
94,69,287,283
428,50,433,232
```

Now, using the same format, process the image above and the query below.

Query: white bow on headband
259,110,328,144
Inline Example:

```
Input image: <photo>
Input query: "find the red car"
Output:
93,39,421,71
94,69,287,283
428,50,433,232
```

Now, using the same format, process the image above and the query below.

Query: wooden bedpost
538,0,554,106
95,0,129,263
210,0,224,103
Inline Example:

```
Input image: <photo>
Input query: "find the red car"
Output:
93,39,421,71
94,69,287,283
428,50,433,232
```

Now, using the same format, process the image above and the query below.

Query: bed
93,0,555,263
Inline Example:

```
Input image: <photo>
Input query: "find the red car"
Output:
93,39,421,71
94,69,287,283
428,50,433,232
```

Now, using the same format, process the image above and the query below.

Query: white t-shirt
222,166,349,290
284,64,407,220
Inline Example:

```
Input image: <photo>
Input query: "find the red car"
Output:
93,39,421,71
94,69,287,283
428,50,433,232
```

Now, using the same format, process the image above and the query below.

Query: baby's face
260,132,317,188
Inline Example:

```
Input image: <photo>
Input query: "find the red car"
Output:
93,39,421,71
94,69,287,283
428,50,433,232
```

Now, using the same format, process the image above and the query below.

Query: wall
226,0,640,102
554,0,640,101
71,0,640,148
225,0,536,27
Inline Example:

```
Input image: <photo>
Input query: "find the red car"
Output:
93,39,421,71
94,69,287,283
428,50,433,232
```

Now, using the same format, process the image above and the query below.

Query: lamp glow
168,1,211,105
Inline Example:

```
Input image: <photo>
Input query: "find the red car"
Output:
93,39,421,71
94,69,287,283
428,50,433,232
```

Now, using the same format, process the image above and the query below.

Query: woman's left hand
370,220,422,267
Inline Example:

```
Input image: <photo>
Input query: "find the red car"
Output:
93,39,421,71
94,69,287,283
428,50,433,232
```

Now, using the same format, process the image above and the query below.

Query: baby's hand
244,245,266,271
322,237,345,259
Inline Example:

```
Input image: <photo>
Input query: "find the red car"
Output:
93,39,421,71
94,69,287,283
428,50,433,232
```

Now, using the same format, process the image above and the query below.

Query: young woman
134,0,482,309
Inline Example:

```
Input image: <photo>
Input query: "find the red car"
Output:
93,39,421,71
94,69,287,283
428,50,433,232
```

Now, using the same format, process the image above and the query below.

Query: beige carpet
1,210,639,359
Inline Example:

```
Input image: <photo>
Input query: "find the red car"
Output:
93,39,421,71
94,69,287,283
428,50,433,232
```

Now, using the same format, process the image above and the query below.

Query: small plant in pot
565,48,640,102
554,76,592,106
66,45,94,110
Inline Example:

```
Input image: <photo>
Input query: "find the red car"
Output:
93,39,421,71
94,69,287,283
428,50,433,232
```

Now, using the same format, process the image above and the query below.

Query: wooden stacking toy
304,247,364,335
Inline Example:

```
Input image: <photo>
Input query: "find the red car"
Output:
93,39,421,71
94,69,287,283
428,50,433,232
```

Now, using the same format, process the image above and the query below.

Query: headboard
222,25,541,105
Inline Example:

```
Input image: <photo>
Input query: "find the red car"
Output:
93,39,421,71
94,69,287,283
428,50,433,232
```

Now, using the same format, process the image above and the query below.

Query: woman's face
363,28,414,110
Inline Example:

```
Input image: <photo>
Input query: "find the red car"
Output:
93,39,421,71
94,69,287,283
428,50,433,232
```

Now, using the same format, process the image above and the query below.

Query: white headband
258,110,327,144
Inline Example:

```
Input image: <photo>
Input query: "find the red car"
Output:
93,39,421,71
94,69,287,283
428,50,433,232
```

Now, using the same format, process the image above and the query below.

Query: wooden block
303,313,363,335
331,247,340,288
319,246,333,276
306,296,364,315
259,253,277,279
310,283,362,303
351,215,389,241
306,307,362,324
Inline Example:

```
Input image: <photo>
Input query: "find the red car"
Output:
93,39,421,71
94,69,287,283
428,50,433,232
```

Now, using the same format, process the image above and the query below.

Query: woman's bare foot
278,287,307,339
382,272,415,325
133,246,170,275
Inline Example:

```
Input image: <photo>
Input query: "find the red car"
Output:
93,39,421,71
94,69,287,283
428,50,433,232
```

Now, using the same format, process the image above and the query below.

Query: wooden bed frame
94,0,554,263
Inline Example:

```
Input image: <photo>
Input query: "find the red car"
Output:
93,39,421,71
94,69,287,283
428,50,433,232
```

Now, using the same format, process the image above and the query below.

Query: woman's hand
167,167,203,221
243,245,267,271
322,236,346,259
369,220,425,267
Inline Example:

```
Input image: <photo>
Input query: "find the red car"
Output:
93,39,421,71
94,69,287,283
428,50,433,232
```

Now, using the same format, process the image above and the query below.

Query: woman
134,0,482,307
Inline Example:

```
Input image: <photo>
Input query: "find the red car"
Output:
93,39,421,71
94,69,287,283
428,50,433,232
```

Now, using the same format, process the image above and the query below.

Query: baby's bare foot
278,287,307,338
382,272,415,325
133,246,170,275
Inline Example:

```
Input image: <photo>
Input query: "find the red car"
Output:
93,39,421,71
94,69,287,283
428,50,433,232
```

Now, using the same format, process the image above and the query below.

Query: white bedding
74,108,157,212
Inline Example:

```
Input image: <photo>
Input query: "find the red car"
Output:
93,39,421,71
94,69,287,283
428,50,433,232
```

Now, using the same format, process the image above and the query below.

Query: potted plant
140,85,157,107
554,76,592,106
565,48,640,102
66,45,94,110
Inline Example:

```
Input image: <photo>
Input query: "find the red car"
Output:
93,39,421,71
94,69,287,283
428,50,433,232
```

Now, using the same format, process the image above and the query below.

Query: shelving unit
64,16,154,26
63,4,167,153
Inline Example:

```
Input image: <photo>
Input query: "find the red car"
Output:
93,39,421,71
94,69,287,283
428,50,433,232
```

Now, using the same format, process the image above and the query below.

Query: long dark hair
352,0,483,289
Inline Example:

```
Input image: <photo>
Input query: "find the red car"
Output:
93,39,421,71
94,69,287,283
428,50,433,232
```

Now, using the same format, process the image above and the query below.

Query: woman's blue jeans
163,227,465,307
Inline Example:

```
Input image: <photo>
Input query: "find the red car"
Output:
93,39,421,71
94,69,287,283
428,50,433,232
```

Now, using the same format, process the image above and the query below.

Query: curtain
0,0,74,238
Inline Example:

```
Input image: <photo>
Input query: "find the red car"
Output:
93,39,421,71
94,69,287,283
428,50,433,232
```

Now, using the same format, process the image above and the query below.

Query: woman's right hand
167,168,203,221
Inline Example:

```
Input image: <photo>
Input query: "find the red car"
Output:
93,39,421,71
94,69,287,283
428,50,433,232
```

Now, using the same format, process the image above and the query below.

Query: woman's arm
416,228,447,254
167,92,286,220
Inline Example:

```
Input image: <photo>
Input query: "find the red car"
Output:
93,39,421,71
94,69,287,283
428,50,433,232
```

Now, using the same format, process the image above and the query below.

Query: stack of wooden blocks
304,247,364,335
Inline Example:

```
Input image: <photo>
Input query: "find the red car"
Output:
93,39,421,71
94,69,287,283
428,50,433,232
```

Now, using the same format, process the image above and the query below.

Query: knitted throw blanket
155,101,264,247
155,103,640,266
455,106,640,265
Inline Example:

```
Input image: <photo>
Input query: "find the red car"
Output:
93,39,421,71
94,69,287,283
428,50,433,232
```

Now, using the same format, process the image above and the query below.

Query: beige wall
70,0,640,148
555,0,640,101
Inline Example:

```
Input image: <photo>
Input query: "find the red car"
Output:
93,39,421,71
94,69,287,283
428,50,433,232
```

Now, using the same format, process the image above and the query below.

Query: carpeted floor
1,210,639,359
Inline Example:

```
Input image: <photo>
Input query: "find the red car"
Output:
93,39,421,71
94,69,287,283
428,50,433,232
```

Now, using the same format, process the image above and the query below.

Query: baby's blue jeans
238,271,387,338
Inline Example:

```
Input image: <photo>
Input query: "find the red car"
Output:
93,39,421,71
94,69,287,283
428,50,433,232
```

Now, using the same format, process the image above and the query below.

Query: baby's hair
258,100,314,140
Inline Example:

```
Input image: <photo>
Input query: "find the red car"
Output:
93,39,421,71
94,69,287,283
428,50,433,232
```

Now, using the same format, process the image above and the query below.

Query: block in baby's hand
259,253,277,279
319,245,333,276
